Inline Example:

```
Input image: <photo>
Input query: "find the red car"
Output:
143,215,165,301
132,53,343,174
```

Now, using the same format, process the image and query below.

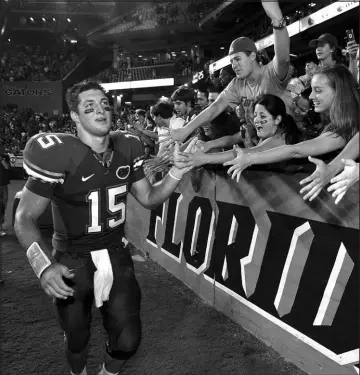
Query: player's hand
40,263,75,299
347,40,359,59
261,0,283,22
172,138,198,176
299,156,337,201
223,145,252,182
327,159,359,204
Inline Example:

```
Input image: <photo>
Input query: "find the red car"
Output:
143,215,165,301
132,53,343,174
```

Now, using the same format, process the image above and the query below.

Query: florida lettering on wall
141,174,358,372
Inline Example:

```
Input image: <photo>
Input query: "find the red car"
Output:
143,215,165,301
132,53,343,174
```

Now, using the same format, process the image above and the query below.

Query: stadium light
42,17,46,22
53,17,56,21
30,17,34,22
67,18,71,22
101,78,175,91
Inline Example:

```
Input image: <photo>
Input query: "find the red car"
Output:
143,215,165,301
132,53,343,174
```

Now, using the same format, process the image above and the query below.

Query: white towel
90,249,114,308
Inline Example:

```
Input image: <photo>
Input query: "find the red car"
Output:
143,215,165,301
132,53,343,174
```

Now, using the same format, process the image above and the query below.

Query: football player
14,81,196,375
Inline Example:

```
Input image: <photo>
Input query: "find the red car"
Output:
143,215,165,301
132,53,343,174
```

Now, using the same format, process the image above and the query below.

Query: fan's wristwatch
272,17,287,30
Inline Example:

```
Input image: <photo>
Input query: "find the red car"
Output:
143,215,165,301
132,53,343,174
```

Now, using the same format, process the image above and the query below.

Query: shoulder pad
111,131,145,170
23,133,76,184
122,132,141,142
111,131,141,147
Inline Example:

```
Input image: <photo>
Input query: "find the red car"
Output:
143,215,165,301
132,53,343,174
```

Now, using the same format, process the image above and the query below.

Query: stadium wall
126,168,359,375
0,81,63,115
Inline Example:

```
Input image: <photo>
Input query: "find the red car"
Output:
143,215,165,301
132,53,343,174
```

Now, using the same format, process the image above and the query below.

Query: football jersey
23,132,145,254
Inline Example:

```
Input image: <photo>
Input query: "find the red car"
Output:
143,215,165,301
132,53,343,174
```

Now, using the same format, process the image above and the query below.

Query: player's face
253,104,278,140
77,89,111,137
230,52,253,79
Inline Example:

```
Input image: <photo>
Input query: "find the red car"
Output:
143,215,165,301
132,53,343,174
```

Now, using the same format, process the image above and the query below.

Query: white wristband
26,242,52,279
168,168,181,181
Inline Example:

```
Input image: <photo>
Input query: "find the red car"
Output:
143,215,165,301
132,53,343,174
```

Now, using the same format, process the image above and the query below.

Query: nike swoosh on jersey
82,174,95,182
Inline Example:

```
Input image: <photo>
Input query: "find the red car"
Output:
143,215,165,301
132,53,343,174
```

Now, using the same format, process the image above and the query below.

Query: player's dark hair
65,80,106,113
151,102,174,119
170,86,196,107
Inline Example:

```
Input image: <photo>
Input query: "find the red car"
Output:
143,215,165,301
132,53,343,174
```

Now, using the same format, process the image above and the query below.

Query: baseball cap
228,37,257,56
309,33,338,48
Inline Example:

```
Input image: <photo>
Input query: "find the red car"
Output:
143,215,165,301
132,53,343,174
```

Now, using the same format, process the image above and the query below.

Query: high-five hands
327,159,359,204
159,127,189,145
172,137,198,176
223,145,252,183
299,156,337,201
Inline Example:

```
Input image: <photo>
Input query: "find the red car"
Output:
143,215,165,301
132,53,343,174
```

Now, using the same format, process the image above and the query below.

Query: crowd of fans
1,0,359,207
129,1,220,29
0,107,74,155
0,40,85,82
95,53,204,84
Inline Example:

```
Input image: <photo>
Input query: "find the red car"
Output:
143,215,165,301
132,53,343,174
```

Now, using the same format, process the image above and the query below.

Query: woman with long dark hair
223,65,359,182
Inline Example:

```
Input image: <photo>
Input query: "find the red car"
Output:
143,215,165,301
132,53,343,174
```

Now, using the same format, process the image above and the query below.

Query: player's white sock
70,367,87,375
98,363,119,375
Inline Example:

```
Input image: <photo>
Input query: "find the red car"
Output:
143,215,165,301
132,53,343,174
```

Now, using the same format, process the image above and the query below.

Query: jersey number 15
86,185,127,233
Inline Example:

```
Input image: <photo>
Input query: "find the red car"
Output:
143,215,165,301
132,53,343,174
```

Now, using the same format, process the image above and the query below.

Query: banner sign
0,81,63,115
126,168,359,375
